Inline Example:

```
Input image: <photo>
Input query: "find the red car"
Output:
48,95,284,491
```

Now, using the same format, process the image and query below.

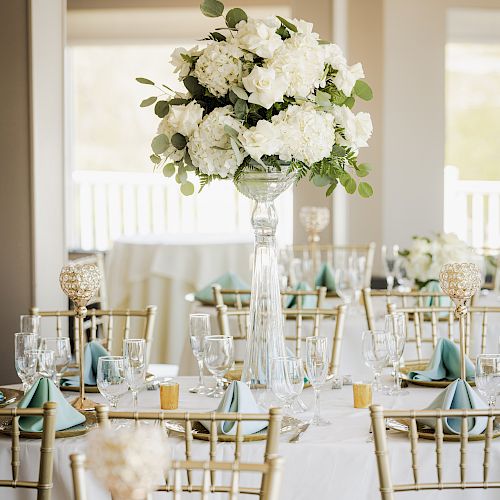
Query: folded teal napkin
315,263,336,292
17,377,86,432
194,272,250,306
422,280,452,313
200,381,268,436
408,338,475,382
286,282,317,309
61,340,109,387
417,379,487,435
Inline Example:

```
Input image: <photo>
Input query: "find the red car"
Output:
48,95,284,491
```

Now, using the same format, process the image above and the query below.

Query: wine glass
20,315,40,334
189,314,211,394
475,354,500,408
204,336,233,398
334,268,355,306
40,337,71,386
270,356,304,416
97,356,129,409
305,336,330,426
381,245,399,291
395,258,412,292
123,339,146,411
362,330,390,391
35,349,56,380
14,333,39,392
384,313,408,396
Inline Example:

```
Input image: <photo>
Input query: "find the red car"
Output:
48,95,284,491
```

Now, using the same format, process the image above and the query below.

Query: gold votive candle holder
160,381,179,410
353,382,372,409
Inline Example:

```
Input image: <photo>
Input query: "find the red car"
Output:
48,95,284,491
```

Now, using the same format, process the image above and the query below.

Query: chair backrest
70,453,284,500
94,405,282,497
0,402,57,500
370,404,500,499
216,303,347,374
473,246,500,291
29,306,157,364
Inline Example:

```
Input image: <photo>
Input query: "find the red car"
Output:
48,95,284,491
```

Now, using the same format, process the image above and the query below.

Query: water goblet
40,337,71,386
14,332,39,392
97,356,129,409
204,336,233,398
123,339,146,411
36,349,56,380
305,336,331,426
384,313,408,396
270,356,304,416
475,354,500,408
189,314,211,394
20,315,40,334
334,268,356,306
381,245,399,291
362,330,390,391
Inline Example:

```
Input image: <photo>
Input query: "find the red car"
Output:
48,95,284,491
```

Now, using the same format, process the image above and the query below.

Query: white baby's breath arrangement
138,0,374,197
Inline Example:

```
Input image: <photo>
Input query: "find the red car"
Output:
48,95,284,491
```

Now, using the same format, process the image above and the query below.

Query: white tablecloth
2,378,500,500
106,234,252,365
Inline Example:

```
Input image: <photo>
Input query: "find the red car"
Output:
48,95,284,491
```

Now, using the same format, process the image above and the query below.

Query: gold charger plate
386,418,500,442
163,415,300,442
400,361,475,388
0,411,96,439
0,388,23,408
61,372,155,392
225,367,315,389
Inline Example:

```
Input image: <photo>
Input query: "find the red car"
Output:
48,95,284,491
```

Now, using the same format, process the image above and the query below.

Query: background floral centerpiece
138,0,374,197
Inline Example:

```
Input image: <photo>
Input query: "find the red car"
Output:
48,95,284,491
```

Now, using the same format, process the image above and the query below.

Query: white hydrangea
332,105,372,150
272,104,335,165
322,43,347,70
267,31,326,98
239,120,282,160
187,106,246,178
167,101,204,138
235,17,283,58
332,62,364,96
170,45,202,79
194,42,243,97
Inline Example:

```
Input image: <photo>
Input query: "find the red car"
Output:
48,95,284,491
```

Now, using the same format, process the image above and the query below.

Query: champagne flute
97,356,129,409
123,339,146,411
305,336,330,426
362,330,389,391
15,333,39,392
20,315,40,334
204,336,233,398
270,356,304,416
475,354,500,408
40,337,71,386
189,314,211,394
384,313,408,396
381,245,399,291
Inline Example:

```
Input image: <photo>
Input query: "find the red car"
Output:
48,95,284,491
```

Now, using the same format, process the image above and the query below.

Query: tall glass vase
235,170,295,390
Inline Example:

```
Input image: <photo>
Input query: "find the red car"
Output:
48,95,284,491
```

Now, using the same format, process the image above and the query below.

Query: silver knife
289,423,310,443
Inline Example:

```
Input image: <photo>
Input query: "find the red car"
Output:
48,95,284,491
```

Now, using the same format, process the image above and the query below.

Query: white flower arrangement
139,0,374,197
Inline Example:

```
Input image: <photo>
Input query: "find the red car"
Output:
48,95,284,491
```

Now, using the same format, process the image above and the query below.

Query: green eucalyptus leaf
353,80,373,101
150,154,161,164
312,175,331,187
315,90,331,108
171,133,187,150
339,171,351,187
162,163,176,177
136,77,154,85
277,15,297,32
175,170,188,184
154,100,170,118
326,181,338,196
184,151,195,170
234,99,248,120
226,8,247,28
140,96,157,107
228,90,238,105
231,86,248,100
210,31,226,41
344,96,355,108
355,163,372,178
224,124,240,139
345,178,357,194
151,134,169,155
181,181,195,196
200,0,224,18
358,181,373,197
169,98,190,106
183,76,204,97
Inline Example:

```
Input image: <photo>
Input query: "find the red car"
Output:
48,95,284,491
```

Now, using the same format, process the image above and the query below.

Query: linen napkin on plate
194,272,250,306
60,340,109,387
286,282,317,309
407,337,475,382
200,381,268,436
315,263,336,292
17,377,86,432
417,379,488,435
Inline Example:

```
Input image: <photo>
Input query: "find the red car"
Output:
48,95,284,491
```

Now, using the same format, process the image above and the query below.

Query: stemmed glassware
384,313,408,396
14,332,39,392
204,336,233,398
20,315,40,334
362,330,390,391
270,356,304,415
97,356,129,409
334,268,356,306
475,354,500,408
40,337,71,386
123,339,146,411
188,314,211,394
381,245,400,291
35,349,56,380
305,336,330,426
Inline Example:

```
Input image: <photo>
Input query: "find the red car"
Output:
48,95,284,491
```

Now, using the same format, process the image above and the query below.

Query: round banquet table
2,377,500,500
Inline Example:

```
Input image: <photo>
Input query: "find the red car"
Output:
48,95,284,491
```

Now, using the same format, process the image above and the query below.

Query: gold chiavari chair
370,404,500,499
93,405,282,497
29,306,157,364
0,402,57,500
70,453,284,500
473,246,500,291
216,302,347,374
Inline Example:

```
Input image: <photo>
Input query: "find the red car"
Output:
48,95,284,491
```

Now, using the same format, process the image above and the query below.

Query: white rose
235,17,282,59
167,101,204,138
322,43,347,70
332,62,364,96
332,105,372,149
239,120,282,160
170,46,202,79
242,66,289,109
353,112,373,148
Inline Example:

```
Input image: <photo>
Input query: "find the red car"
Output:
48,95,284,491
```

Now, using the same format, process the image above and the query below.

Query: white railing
444,165,500,248
69,170,293,251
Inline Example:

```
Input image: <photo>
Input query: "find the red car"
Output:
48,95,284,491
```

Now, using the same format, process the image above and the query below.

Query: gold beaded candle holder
439,262,482,380
299,206,330,245
59,263,102,410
